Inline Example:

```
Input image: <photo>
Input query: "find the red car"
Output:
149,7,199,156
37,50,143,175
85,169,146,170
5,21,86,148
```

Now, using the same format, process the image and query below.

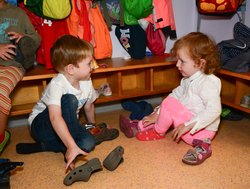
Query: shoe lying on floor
63,158,102,186
103,146,124,171
221,108,244,121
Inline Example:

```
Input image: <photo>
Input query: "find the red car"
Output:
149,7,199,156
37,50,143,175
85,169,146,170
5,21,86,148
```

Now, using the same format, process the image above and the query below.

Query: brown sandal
94,127,119,145
182,139,212,165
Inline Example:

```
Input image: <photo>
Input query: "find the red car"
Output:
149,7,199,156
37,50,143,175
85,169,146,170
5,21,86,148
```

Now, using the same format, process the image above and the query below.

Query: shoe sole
0,131,11,154
103,146,124,171
63,158,102,186
119,115,134,138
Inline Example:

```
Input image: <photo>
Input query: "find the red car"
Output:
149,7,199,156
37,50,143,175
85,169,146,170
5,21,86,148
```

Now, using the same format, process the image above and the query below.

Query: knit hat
115,25,146,59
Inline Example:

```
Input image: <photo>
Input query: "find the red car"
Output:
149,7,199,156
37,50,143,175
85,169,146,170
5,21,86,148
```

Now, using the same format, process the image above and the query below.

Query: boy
16,35,98,170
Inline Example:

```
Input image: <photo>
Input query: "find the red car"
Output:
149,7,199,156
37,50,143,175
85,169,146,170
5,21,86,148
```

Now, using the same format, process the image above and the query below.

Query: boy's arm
48,105,88,170
83,103,96,124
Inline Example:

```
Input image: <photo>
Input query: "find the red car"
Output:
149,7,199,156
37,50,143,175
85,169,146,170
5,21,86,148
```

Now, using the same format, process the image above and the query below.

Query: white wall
111,0,250,57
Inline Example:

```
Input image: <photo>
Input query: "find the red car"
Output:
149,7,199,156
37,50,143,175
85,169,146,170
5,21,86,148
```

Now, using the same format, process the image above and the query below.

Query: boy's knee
61,94,78,109
79,135,96,153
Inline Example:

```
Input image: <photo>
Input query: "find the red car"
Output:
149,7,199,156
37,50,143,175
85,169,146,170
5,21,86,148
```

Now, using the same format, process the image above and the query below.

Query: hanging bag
24,0,72,20
196,0,245,16
115,25,146,59
88,2,113,59
217,22,250,73
146,23,166,56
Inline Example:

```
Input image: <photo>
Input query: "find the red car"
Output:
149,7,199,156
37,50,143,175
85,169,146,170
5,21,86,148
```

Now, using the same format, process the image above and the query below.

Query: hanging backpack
88,1,113,59
146,23,166,56
98,0,124,29
24,0,72,20
196,0,245,16
217,22,250,73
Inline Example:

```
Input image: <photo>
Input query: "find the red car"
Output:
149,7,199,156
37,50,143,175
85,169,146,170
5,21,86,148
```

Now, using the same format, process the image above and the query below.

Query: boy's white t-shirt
28,73,98,126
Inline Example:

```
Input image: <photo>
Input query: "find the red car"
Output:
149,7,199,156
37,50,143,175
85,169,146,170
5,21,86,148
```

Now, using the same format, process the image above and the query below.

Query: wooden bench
10,55,250,116
10,55,180,116
218,69,250,113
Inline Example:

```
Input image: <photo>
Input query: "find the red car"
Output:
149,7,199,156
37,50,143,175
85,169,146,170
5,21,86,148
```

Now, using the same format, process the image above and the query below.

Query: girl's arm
172,123,195,142
187,77,222,134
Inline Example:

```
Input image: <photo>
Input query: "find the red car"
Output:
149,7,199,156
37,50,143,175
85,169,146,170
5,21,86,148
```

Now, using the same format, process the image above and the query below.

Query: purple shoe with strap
119,115,139,138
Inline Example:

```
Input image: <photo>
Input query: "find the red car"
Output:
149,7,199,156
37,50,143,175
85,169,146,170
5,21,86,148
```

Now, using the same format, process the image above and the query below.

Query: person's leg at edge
0,66,24,153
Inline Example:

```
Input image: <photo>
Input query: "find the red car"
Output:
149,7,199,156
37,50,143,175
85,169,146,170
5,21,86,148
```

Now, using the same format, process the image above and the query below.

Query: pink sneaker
119,115,139,138
136,128,165,141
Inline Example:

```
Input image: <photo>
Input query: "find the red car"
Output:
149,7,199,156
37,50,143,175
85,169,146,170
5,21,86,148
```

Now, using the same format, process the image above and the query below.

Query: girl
120,32,222,165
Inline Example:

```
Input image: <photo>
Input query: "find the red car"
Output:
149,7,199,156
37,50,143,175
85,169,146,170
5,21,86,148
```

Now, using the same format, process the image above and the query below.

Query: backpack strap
119,0,124,26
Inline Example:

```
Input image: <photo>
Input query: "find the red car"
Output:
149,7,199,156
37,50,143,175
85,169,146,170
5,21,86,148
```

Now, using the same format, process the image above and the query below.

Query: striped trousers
0,66,24,115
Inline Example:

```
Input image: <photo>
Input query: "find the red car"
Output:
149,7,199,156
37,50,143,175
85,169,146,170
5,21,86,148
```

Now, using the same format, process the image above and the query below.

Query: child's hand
7,31,24,43
0,43,16,60
142,112,158,127
172,124,192,142
65,146,88,172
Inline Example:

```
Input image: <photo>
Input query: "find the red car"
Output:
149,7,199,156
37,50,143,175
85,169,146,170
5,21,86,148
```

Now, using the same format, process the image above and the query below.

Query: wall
111,0,250,58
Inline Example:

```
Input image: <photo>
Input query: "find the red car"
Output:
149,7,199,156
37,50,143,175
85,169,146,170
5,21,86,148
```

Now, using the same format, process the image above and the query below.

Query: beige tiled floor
2,109,250,189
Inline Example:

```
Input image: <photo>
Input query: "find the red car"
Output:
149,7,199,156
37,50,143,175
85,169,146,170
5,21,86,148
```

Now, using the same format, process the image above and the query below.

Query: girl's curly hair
171,32,220,74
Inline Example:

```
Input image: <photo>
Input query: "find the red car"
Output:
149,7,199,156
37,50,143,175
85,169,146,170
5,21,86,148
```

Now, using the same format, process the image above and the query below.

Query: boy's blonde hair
171,32,220,74
50,35,93,72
